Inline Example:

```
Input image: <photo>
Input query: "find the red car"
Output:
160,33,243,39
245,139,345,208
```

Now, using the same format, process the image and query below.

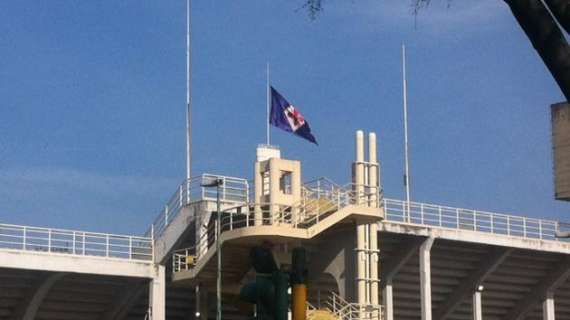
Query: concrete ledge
0,249,154,278
379,221,570,254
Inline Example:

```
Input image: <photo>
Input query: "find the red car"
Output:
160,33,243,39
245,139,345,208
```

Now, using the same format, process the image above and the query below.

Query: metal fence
146,174,249,238
383,198,560,241
0,223,153,261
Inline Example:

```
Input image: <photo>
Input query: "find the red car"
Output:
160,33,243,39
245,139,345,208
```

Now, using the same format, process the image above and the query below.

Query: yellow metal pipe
292,284,307,320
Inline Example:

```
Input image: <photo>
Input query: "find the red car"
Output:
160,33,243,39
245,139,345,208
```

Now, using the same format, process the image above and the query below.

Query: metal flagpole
266,63,270,145
402,44,411,223
186,0,192,183
185,0,192,204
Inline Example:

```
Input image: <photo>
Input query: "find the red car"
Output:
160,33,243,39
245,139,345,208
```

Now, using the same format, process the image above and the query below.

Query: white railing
383,198,560,241
146,174,249,238
0,223,153,261
326,292,382,320
172,183,382,273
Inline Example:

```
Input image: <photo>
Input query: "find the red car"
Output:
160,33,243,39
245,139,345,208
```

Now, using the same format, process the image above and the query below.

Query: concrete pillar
150,265,166,320
420,238,435,320
543,292,555,320
382,280,394,320
269,159,281,223
254,162,263,226
473,290,482,320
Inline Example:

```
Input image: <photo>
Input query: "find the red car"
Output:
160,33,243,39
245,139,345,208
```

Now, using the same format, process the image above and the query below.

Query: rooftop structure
1,131,570,320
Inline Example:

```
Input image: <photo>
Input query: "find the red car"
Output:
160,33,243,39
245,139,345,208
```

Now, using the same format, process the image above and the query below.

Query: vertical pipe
369,224,379,307
355,130,365,204
369,133,380,313
355,131,366,306
368,132,378,207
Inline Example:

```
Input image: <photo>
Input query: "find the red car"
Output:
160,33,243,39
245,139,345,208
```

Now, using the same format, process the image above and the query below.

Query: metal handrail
0,223,152,261
146,174,249,238
384,198,560,241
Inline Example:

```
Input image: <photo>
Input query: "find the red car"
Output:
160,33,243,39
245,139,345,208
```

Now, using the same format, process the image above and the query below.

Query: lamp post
200,176,223,320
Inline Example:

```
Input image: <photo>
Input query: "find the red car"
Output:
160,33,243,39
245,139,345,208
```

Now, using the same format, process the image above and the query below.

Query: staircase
323,292,383,320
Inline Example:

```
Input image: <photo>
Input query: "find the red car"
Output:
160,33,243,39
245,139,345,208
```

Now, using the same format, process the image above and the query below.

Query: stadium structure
1,131,570,320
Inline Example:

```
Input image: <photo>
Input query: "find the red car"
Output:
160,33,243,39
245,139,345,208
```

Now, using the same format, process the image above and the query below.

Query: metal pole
402,44,411,223
216,183,222,320
267,63,271,145
186,0,192,182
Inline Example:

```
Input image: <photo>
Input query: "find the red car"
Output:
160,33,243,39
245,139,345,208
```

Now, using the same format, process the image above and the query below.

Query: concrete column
382,280,394,320
269,159,281,223
199,288,209,320
473,290,482,320
149,265,166,320
420,238,435,320
543,292,555,320
254,162,263,226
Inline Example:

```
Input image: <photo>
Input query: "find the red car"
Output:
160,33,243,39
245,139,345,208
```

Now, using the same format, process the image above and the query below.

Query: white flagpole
266,63,270,145
186,0,192,189
402,44,411,222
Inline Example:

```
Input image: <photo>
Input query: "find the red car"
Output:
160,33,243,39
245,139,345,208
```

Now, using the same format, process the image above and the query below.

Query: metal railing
0,223,153,261
383,198,560,241
172,183,382,273
326,292,382,320
146,174,249,238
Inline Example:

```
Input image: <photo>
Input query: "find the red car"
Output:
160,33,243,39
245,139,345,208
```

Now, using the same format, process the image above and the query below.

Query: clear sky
1,1,569,235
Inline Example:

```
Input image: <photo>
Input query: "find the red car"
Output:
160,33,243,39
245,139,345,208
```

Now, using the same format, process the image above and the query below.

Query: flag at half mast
270,87,318,145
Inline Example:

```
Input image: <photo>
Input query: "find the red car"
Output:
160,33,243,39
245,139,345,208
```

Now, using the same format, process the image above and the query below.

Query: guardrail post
222,177,226,201
106,234,110,257
22,226,26,250
164,205,169,226
456,208,460,228
507,216,511,236
179,185,183,207
474,211,477,231
490,215,494,234
523,218,527,238
129,237,133,259
48,229,52,252
420,203,424,225
438,207,442,227
72,231,76,254
82,232,86,255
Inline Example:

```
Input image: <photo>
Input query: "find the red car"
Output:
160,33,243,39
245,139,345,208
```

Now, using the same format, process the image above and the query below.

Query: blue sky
1,1,568,235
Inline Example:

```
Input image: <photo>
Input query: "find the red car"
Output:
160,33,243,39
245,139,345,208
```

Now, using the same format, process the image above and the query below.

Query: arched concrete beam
11,272,66,320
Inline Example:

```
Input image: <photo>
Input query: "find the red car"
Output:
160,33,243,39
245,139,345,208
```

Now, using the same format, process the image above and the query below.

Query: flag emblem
270,87,318,145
